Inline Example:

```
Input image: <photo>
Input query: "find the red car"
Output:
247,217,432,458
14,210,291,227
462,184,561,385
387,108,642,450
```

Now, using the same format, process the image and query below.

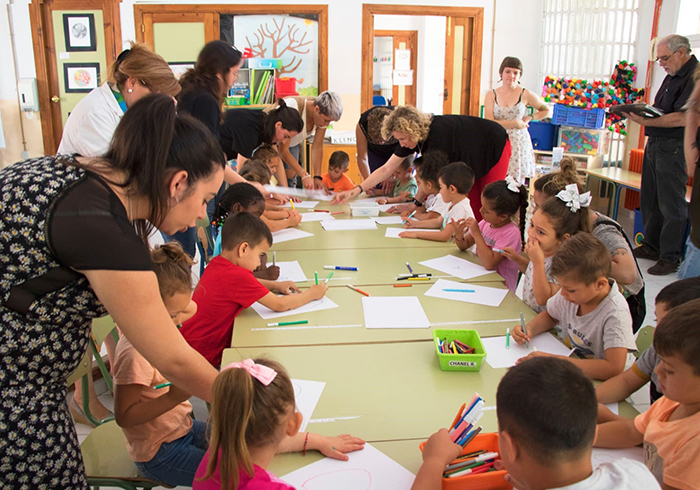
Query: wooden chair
81,421,172,490
634,325,654,358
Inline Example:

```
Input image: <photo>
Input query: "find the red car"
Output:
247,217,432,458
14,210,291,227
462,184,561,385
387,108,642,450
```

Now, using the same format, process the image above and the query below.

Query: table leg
612,183,623,220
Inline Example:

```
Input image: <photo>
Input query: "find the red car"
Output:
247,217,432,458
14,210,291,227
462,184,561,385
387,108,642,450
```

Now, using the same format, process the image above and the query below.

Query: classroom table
231,283,535,348
222,342,639,443
272,247,503,286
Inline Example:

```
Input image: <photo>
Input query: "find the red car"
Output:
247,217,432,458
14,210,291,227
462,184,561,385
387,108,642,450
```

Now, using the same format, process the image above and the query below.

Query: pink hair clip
221,358,277,386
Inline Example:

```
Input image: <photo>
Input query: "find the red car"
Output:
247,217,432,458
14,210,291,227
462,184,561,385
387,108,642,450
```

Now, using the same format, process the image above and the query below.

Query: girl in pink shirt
454,178,528,292
194,359,365,490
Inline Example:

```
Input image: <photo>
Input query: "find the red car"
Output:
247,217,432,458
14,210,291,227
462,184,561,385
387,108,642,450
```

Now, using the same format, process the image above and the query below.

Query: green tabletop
271,247,503,286
222,341,502,442
269,439,423,478
232,283,536,348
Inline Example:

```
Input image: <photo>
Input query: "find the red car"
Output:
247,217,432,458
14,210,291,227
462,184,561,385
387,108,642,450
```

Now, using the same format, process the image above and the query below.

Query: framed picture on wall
168,63,195,80
63,13,96,52
64,63,100,93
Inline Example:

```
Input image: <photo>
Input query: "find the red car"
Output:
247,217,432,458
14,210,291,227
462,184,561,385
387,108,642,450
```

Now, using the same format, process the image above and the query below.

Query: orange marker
330,211,345,215
347,284,370,297
393,284,412,288
449,403,467,431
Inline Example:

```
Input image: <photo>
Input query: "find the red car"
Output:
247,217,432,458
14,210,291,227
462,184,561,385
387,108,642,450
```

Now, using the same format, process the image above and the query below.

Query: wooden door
139,12,218,63
443,16,482,116
374,30,418,107
29,0,122,155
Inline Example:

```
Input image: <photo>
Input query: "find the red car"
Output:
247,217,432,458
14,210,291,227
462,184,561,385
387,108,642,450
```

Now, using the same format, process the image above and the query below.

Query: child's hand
365,188,376,196
376,198,388,205
165,384,191,404
316,434,366,461
501,247,521,262
308,283,328,299
465,217,480,235
276,281,300,295
421,429,462,465
264,265,280,280
525,239,544,264
287,213,302,227
453,219,469,240
390,204,413,215
398,231,417,238
398,191,412,201
511,323,531,345
403,219,421,229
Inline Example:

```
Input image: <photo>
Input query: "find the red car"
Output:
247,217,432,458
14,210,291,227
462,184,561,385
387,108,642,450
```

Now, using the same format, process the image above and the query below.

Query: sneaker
648,259,680,276
633,246,660,261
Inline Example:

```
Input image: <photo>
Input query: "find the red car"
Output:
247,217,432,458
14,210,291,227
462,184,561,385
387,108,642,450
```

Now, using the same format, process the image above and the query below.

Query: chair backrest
66,347,92,387
196,216,215,251
92,315,117,347
635,325,655,358
372,95,388,106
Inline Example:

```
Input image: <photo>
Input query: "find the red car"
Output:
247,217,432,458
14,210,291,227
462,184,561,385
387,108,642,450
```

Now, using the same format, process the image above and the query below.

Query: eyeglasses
655,50,678,63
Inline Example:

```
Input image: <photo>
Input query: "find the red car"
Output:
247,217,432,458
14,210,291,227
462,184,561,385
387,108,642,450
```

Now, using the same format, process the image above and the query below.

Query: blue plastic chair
373,95,388,106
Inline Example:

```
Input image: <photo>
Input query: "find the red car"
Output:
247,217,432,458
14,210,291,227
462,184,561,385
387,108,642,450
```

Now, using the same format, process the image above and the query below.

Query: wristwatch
413,198,423,207
313,176,323,181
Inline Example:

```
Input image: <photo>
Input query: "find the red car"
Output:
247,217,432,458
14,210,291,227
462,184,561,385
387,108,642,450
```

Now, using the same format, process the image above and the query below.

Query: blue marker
402,210,416,225
493,248,504,253
443,289,475,293
324,265,358,271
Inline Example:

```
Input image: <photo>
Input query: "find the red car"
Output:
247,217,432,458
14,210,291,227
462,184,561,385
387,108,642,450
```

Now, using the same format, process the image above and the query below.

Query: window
540,0,640,166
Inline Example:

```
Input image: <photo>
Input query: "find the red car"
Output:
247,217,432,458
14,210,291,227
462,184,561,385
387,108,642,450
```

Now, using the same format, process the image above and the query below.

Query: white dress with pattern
493,89,535,184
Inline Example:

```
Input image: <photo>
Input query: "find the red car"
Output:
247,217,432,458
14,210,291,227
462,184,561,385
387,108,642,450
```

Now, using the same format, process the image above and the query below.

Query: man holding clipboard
628,35,697,276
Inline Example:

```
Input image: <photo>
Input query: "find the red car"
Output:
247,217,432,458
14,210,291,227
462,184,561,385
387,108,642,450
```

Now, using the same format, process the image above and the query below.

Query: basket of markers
420,394,511,489
433,329,486,372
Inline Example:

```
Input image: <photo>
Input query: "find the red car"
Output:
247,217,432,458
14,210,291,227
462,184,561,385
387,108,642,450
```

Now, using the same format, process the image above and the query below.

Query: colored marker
347,284,370,297
154,382,172,390
267,320,308,327
272,251,276,267
493,248,504,253
408,277,430,281
324,265,358,271
314,209,330,213
325,272,334,283
330,211,345,215
449,403,467,431
443,289,475,293
289,199,296,211
401,210,416,224
406,262,414,274
314,271,318,285
397,273,431,279
506,328,510,349
520,312,529,348
393,284,412,287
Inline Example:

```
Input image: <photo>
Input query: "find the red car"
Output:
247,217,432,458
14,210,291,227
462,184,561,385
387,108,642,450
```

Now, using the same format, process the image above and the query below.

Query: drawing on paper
301,469,372,490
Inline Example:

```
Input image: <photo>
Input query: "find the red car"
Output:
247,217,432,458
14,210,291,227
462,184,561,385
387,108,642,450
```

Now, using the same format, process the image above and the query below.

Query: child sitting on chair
319,150,356,193
180,213,327,367
372,158,419,204
398,151,450,228
112,242,204,487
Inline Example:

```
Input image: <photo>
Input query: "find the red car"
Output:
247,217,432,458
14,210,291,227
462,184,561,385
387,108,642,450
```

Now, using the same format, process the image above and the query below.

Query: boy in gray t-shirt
513,234,636,381
596,276,700,408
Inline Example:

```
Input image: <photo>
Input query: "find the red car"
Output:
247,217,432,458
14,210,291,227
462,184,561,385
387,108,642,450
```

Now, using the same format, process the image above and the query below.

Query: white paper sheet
263,185,333,201
481,333,575,369
425,279,509,308
276,261,307,283
604,402,619,415
272,228,314,244
281,443,415,489
301,212,335,222
251,296,339,320
362,296,430,329
384,227,439,238
418,254,491,280
372,216,404,225
280,200,320,209
322,219,377,231
349,197,382,206
291,379,325,432
591,447,644,468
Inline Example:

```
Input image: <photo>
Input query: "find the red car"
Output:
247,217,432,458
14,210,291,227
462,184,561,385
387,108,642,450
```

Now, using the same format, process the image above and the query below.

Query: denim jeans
678,237,700,279
135,419,208,487
284,144,300,188
640,136,688,261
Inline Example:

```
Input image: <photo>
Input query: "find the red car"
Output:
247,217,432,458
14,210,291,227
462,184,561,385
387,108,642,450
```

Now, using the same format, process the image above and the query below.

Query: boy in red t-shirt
180,213,327,366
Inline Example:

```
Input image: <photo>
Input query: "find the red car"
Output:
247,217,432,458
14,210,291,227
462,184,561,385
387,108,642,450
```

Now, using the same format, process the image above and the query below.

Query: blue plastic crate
527,121,558,151
552,104,606,129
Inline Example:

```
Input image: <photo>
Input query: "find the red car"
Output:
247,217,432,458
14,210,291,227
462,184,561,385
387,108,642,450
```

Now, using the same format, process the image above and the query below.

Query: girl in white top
280,92,343,189
58,43,180,157
483,57,550,184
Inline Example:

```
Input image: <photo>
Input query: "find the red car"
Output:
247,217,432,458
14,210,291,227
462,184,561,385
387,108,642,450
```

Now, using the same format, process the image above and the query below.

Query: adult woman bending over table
335,106,511,221
483,56,550,184
0,94,223,488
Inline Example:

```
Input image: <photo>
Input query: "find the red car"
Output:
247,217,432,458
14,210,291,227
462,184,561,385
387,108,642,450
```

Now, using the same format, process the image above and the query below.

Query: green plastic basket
433,329,486,372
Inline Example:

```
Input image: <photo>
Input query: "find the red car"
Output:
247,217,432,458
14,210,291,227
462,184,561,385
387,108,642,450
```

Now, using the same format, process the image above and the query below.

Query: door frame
374,29,418,107
133,4,329,93
361,4,483,115
29,0,122,155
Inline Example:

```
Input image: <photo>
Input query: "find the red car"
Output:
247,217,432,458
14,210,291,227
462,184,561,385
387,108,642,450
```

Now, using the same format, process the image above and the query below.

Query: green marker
506,328,510,349
154,382,172,390
267,320,309,327
315,271,318,285
325,272,334,283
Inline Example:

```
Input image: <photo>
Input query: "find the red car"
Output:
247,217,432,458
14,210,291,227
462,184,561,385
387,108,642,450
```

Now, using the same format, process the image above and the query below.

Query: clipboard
609,103,664,118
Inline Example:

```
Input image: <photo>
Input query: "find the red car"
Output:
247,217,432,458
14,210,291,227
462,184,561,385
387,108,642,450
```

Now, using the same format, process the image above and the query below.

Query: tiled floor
72,209,680,488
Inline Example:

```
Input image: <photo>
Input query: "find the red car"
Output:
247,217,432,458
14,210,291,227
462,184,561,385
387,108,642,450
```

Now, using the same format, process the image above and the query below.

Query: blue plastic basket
552,104,606,129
